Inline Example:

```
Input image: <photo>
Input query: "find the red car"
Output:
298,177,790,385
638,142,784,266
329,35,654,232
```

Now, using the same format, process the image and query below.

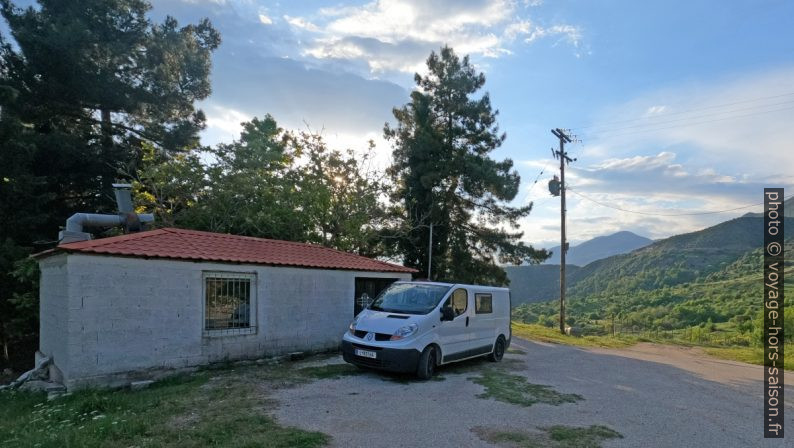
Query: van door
436,288,472,361
468,291,497,351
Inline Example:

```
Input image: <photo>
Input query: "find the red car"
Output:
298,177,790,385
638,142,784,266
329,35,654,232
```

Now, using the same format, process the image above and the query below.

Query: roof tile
44,228,417,273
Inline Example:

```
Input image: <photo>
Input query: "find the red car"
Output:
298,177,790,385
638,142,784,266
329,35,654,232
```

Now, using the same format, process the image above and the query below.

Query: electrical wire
580,104,794,139
566,187,794,217
579,99,794,136
571,91,794,131
521,163,550,203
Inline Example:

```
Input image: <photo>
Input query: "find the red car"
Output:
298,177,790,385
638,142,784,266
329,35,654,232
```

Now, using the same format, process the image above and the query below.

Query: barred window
203,272,256,335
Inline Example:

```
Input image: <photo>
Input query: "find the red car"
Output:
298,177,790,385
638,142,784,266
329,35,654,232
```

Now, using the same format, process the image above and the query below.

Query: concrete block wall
38,253,409,388
38,254,69,382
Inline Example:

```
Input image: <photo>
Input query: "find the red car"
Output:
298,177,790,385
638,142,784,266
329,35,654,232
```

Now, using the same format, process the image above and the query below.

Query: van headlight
348,317,360,334
390,323,418,341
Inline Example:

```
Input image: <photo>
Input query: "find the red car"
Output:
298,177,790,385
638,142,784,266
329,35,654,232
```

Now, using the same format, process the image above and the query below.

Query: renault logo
366,333,374,341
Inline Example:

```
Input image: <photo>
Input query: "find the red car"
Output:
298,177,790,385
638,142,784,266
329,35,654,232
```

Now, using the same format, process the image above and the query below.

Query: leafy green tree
173,116,309,241
384,46,546,284
135,115,391,256
296,133,389,255
132,142,207,227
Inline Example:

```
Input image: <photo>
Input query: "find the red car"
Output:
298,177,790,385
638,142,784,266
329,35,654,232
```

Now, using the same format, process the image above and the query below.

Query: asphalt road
272,339,794,447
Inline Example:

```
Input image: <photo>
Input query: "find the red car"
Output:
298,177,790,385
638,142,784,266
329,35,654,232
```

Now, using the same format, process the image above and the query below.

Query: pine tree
0,0,219,369
385,46,547,285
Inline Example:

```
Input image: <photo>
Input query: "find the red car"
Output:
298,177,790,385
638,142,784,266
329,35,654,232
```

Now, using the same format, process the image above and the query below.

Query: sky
69,1,794,247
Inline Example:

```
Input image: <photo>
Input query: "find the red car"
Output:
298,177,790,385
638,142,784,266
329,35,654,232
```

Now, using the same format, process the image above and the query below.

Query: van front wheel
488,336,506,362
416,346,437,380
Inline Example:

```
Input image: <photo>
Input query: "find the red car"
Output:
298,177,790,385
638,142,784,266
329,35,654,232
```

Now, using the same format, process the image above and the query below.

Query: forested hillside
514,237,793,341
505,264,580,305
569,217,793,297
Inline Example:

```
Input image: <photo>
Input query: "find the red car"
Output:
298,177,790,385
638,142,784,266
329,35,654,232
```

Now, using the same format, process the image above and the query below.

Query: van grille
352,330,392,341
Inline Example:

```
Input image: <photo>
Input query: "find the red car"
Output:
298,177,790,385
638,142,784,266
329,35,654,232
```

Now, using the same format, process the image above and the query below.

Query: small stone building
34,227,415,389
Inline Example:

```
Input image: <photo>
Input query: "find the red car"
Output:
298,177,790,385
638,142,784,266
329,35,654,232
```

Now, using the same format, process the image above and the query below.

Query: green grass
512,322,637,349
545,425,623,448
702,345,793,371
467,359,582,407
0,361,339,448
297,363,364,380
513,322,794,371
473,425,622,448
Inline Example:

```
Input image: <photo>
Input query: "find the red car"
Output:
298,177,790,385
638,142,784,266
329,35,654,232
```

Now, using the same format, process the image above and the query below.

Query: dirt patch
588,342,761,386
168,411,200,430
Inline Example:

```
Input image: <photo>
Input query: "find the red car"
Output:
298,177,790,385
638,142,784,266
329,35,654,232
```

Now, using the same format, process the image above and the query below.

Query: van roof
396,280,509,291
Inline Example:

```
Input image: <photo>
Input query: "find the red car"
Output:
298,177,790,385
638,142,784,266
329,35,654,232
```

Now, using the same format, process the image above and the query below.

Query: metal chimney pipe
58,183,154,244
112,183,134,214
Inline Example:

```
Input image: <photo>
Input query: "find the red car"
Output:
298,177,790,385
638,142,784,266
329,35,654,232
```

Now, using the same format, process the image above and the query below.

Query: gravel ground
271,339,794,447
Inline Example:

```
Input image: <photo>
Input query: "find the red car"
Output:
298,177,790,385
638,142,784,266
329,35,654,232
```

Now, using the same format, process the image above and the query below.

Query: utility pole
551,128,576,334
428,222,433,281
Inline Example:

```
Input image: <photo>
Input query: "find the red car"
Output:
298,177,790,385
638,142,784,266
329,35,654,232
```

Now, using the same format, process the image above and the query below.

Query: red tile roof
40,227,417,273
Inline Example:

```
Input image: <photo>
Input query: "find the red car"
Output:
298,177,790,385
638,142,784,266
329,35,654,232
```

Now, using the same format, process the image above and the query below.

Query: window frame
450,288,468,317
474,293,493,314
202,271,257,337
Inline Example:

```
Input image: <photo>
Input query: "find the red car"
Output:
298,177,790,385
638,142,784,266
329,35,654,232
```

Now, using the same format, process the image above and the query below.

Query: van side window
475,293,492,314
451,289,468,316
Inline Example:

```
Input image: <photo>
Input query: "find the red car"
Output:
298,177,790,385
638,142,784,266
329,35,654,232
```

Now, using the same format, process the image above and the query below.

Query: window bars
203,272,256,335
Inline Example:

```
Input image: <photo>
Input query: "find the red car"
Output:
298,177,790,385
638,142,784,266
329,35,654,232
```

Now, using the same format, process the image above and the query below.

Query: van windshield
369,283,451,315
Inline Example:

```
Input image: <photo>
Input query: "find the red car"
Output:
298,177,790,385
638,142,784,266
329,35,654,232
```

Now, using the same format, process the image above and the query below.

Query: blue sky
82,1,794,246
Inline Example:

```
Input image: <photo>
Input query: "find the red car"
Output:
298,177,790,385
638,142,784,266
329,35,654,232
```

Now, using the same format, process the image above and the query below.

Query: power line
571,91,794,131
567,187,794,217
581,104,794,139
579,99,794,135
521,161,552,204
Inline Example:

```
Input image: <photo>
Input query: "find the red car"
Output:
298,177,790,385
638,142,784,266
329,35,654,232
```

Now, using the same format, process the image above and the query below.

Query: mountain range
508,215,793,306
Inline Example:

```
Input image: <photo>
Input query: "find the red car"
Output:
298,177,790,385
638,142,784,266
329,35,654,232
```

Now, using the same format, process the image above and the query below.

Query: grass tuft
473,424,622,448
511,322,636,349
469,368,582,407
297,363,364,380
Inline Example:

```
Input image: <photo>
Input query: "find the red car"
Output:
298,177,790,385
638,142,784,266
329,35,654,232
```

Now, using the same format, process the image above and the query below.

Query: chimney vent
58,184,153,244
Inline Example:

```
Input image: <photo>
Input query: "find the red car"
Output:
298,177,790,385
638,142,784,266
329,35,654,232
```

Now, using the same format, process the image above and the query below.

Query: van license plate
355,349,377,359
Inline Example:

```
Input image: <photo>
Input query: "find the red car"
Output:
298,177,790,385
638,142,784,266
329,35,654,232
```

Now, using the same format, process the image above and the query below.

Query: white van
341,281,511,379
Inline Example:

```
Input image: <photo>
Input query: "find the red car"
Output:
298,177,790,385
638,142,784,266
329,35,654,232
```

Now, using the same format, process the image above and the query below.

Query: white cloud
645,105,667,116
524,24,581,47
258,14,273,25
201,104,250,146
288,0,582,74
284,15,319,32
517,144,791,248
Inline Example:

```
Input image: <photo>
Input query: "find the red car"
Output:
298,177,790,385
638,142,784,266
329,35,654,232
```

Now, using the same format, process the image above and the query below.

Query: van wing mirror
440,307,454,321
